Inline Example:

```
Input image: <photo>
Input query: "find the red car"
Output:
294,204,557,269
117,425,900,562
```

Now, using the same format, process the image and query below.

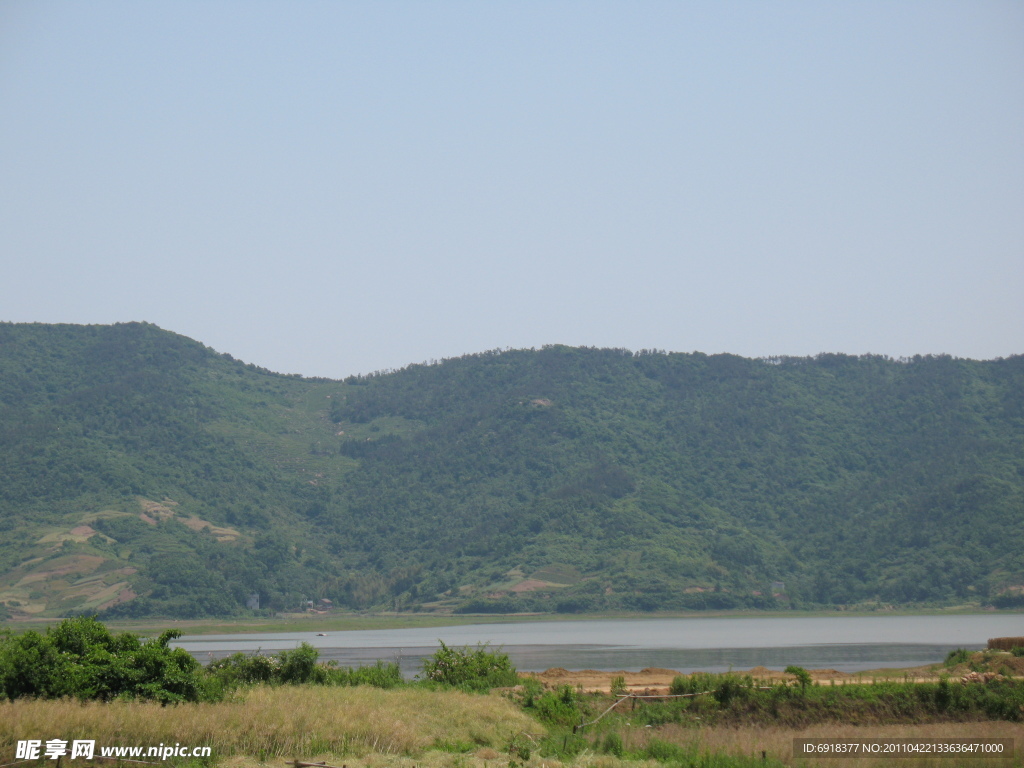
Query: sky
1,1,1021,379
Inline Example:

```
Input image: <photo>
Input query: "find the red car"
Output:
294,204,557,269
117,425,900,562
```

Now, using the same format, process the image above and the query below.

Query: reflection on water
176,614,1024,676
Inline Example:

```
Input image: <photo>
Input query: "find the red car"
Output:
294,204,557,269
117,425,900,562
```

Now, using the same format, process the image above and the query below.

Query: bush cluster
420,640,518,691
945,647,972,667
529,684,583,726
0,619,511,703
651,671,1024,727
0,616,205,703
208,648,402,691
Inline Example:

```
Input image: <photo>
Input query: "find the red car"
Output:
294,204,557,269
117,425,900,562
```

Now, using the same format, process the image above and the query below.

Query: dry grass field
3,686,1022,768
0,686,540,761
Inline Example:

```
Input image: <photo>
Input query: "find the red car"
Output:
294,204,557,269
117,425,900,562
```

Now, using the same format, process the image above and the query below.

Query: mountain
0,322,1021,619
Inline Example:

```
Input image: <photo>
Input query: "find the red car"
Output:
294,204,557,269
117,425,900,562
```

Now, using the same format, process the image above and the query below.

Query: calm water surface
175,615,1024,677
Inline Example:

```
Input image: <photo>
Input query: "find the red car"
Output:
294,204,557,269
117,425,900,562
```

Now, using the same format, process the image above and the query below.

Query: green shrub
207,651,281,687
277,643,327,684
519,676,544,707
532,685,583,726
610,675,627,696
935,676,952,711
209,645,400,690
944,648,971,667
645,738,690,762
507,734,532,762
669,672,718,696
0,616,205,703
331,659,403,688
601,732,624,757
1011,647,1024,657
714,674,754,705
538,730,588,759
670,671,755,704
421,641,518,691
784,665,812,692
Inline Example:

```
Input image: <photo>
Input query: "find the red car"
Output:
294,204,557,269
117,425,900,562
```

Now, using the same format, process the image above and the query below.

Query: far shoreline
5,605,1021,637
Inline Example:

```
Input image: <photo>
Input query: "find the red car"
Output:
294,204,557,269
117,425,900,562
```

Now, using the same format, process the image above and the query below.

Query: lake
174,614,1023,677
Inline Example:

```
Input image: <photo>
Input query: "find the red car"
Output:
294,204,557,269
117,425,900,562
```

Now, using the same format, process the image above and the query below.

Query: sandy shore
520,664,951,694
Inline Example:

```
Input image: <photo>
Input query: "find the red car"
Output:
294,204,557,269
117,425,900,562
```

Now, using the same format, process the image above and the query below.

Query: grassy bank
0,686,538,759
509,667,1024,763
3,688,1021,768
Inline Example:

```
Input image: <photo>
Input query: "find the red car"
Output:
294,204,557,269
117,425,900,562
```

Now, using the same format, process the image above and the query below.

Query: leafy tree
0,617,205,703
785,665,812,693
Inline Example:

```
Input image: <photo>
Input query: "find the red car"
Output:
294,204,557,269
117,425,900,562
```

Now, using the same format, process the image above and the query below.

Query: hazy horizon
3,1,1021,378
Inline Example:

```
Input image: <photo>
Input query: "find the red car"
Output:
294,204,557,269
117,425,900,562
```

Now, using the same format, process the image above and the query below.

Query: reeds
988,637,1024,651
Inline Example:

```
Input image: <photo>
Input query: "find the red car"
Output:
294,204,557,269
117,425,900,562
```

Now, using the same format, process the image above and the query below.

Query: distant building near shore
246,592,260,610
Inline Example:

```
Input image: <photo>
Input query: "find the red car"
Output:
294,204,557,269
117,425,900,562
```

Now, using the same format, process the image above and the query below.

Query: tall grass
644,721,1024,768
0,686,539,759
662,673,1024,726
4,686,1023,768
521,674,1024,767
988,637,1024,651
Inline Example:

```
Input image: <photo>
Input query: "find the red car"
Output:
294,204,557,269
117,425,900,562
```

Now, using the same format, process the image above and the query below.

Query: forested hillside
1,322,1021,618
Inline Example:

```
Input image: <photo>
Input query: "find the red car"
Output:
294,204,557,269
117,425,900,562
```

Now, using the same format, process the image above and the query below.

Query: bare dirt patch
38,524,104,545
135,498,239,541
139,498,178,519
523,666,895,694
524,667,683,694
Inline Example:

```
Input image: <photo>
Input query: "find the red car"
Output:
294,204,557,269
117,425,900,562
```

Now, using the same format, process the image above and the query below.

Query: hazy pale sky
2,1,1021,378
